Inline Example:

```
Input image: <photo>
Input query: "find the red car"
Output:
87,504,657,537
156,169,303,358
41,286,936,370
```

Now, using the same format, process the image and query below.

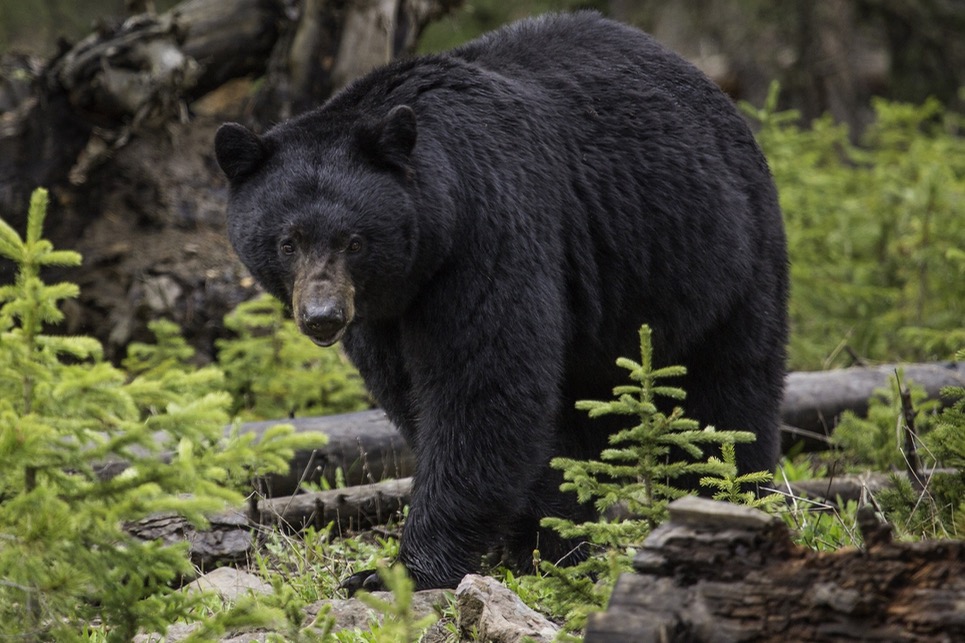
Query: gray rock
186,567,273,602
456,575,560,643
303,588,450,633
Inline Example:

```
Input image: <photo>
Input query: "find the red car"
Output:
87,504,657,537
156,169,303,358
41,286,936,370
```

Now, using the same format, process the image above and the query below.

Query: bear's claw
339,569,384,597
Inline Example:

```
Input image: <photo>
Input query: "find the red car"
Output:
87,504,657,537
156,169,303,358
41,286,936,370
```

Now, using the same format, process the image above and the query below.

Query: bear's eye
280,240,296,256
347,237,363,254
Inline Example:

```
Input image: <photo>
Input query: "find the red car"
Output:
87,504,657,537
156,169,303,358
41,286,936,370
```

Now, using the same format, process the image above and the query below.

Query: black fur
215,12,789,591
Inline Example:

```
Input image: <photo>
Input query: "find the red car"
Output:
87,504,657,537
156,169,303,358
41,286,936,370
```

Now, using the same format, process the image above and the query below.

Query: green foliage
253,525,399,605
217,295,371,421
874,474,957,541
700,442,784,509
884,349,965,539
557,326,759,532
925,350,965,472
525,325,772,631
0,189,324,640
824,359,965,541
743,83,965,369
775,452,828,483
782,498,863,551
830,374,939,471
417,0,607,53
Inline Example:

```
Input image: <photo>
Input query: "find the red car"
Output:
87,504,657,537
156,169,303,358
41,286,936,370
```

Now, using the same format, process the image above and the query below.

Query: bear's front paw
338,568,384,596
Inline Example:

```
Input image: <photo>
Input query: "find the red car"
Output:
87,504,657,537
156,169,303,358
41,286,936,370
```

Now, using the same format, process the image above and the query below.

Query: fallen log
584,496,965,642
256,477,412,533
126,467,953,570
126,477,412,567
95,409,413,494
103,361,965,497
244,410,414,495
262,361,965,490
780,360,965,442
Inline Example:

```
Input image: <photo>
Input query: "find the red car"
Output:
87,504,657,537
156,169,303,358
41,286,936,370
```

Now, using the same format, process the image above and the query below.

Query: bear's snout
291,254,356,347
298,300,349,347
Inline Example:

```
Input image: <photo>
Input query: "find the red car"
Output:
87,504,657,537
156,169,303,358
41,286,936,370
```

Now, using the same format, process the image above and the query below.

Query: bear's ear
358,105,417,173
215,123,267,182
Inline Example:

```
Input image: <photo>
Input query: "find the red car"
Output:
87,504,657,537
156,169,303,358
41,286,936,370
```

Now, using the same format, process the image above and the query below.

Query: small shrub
524,325,773,631
743,84,965,368
217,295,371,421
0,189,323,640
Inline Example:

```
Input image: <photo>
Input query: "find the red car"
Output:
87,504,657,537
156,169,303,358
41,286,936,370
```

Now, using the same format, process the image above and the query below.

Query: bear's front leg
344,288,566,592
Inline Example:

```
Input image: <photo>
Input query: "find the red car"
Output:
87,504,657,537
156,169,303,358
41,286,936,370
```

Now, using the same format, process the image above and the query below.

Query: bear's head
215,106,427,346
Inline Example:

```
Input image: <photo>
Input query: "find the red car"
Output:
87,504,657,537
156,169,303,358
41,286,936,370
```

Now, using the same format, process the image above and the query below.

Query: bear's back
449,12,721,118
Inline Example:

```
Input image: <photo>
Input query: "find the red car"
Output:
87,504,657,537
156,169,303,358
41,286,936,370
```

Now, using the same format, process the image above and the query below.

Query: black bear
215,12,788,591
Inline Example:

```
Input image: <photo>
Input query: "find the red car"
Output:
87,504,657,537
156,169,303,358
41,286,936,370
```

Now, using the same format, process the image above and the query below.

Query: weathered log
98,361,965,498
99,360,965,504
777,468,958,505
245,410,414,494
253,361,965,491
780,360,965,443
96,409,414,494
257,477,412,532
127,469,951,571
585,496,965,643
126,477,412,567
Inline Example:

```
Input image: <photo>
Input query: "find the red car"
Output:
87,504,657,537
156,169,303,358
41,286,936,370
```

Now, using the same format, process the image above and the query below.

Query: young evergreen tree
529,325,767,631
218,295,371,421
0,189,324,640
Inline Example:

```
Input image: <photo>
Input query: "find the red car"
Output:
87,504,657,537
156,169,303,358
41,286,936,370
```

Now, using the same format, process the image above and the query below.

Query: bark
126,467,955,571
126,477,412,566
780,360,965,447
0,0,283,227
245,410,414,494
256,476,411,531
249,0,463,125
585,496,965,643
780,469,958,504
97,409,414,495
263,361,965,480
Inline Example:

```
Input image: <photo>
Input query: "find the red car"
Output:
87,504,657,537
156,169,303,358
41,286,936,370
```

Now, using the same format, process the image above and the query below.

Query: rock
186,567,272,602
303,589,449,633
135,568,274,642
456,574,560,643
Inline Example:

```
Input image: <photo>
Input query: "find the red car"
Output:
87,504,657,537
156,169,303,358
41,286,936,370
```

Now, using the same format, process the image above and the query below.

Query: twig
895,371,925,493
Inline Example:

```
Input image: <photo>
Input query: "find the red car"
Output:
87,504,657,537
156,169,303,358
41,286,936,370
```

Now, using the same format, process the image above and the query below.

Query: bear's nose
302,303,346,339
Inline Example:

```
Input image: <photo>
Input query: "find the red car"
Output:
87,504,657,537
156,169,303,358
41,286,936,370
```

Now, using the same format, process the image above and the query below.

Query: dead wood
247,410,414,494
97,409,414,495
126,467,956,570
778,468,959,506
263,361,965,482
585,496,965,643
256,477,412,532
780,360,965,448
100,362,965,499
126,477,412,567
